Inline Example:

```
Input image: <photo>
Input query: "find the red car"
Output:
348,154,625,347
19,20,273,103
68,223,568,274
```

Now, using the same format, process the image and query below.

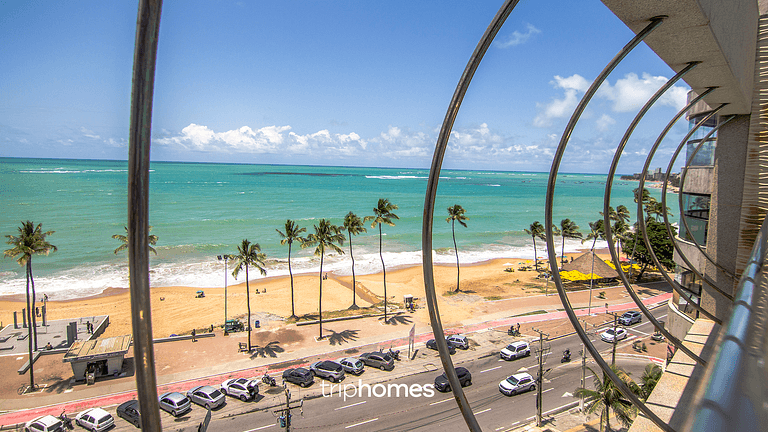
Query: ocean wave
18,169,136,174
365,175,427,180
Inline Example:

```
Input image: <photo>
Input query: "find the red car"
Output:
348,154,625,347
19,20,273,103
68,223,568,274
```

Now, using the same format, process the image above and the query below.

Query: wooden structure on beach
560,251,619,282
63,334,132,382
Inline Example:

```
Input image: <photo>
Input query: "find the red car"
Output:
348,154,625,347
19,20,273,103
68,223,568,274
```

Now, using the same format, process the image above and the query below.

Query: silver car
158,392,192,417
310,360,345,382
187,385,226,409
339,357,365,375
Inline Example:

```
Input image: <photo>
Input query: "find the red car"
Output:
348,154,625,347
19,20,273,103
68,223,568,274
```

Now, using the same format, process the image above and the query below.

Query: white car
24,415,64,432
500,341,530,360
75,408,114,432
221,378,259,401
499,372,536,396
600,327,628,343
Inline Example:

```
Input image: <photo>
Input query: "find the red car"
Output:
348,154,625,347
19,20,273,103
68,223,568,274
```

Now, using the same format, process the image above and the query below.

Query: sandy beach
0,256,571,339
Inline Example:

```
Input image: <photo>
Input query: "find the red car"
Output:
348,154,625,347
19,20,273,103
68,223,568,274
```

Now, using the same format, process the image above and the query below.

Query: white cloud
494,24,541,48
533,74,589,127
596,114,615,131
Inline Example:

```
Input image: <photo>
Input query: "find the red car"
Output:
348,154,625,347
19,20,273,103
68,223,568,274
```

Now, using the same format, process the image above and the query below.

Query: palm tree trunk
25,263,34,390
348,233,358,309
288,243,296,319
452,221,460,292
379,224,387,324
532,236,539,271
605,402,610,431
561,237,566,266
319,253,324,340
29,259,38,351
245,266,251,351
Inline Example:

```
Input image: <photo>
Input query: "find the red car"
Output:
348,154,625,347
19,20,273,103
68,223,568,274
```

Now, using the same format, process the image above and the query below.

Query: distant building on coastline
619,168,680,187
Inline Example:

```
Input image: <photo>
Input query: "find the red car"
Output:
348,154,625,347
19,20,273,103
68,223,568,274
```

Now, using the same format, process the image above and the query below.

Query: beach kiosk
63,334,132,383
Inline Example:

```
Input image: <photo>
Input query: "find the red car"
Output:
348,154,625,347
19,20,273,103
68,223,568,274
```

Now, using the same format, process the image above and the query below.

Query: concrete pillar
703,114,751,321
22,308,27,328
13,311,18,329
41,306,46,327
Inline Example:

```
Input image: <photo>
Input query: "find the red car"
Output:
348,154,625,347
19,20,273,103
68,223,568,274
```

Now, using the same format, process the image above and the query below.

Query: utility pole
532,327,550,427
274,383,303,431
580,319,587,413
218,255,229,335
606,304,620,366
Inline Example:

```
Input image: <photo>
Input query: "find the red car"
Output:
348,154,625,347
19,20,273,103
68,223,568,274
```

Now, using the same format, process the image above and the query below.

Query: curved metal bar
661,111,736,302
545,17,675,432
637,88,723,325
128,0,163,430
675,120,738,279
603,62,705,365
422,1,520,430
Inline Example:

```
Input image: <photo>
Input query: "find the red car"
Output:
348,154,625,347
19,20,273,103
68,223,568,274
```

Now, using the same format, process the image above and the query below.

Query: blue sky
0,1,691,173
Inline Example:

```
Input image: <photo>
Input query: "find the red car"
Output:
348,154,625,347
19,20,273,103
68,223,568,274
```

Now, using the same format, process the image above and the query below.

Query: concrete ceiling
601,0,757,115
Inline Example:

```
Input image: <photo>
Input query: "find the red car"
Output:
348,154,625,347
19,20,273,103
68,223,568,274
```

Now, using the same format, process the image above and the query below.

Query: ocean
0,158,672,300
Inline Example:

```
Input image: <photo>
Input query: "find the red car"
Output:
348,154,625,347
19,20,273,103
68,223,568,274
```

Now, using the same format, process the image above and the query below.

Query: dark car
618,311,642,326
434,367,472,392
359,352,395,371
116,400,141,428
310,360,345,383
282,367,314,387
425,339,456,355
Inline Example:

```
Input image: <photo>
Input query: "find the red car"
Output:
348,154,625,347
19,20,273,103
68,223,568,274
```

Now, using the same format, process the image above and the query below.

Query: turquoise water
0,158,672,299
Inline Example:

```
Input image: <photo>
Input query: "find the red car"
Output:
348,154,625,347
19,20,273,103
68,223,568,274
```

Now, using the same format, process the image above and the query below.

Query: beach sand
0,256,567,339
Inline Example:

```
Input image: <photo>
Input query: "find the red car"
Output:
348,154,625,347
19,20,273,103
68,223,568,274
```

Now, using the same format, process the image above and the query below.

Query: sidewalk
0,284,671,427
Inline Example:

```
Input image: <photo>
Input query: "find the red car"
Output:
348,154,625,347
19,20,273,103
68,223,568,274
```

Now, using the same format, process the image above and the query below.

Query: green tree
639,363,663,400
559,219,582,266
623,219,676,280
304,219,345,340
583,219,605,292
4,221,57,391
342,212,367,310
524,221,546,271
446,205,469,292
575,365,641,432
112,225,158,255
231,239,267,351
276,220,306,319
364,199,399,324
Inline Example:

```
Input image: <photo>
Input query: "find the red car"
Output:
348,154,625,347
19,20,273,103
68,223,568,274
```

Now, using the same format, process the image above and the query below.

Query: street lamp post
218,255,229,335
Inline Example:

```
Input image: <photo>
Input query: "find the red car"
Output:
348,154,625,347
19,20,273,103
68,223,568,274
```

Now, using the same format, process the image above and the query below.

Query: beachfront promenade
0,282,670,428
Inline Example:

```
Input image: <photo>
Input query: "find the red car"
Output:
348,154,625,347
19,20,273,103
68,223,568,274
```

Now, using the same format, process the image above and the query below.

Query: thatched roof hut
560,251,618,280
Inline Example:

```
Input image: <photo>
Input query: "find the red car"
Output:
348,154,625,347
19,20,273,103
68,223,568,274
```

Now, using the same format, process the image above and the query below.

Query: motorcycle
507,324,521,337
561,349,571,363
388,348,401,361
58,411,74,430
651,332,665,342
262,373,277,387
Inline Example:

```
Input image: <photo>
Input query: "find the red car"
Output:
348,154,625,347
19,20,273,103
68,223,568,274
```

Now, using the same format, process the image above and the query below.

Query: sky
0,1,693,174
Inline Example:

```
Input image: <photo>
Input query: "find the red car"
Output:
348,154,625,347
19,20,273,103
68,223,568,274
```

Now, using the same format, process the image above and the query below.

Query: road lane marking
480,366,502,373
430,398,453,406
543,388,554,394
632,329,650,336
474,408,491,415
335,401,367,410
246,425,274,431
345,418,378,429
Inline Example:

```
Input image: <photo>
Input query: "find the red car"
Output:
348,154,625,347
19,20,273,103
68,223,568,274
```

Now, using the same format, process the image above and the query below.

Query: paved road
77,307,666,432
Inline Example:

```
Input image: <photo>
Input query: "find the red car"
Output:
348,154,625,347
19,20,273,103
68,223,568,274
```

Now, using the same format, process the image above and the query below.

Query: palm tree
230,239,267,351
304,219,345,340
276,220,306,319
364,199,399,324
559,219,582,266
575,365,641,432
113,226,158,255
524,221,546,271
4,221,57,391
446,205,469,292
342,212,367,309
583,219,605,313
639,363,663,400
615,205,630,225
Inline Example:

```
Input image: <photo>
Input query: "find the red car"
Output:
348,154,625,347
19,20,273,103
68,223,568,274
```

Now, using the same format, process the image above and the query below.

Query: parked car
499,372,536,396
434,367,472,392
310,360,345,382
446,334,470,350
500,341,530,360
618,311,642,326
282,367,314,387
116,400,141,428
224,319,244,333
24,415,64,432
600,327,628,343
158,392,192,417
75,408,114,432
359,352,395,371
221,378,259,401
187,385,226,409
339,357,365,375
425,339,456,355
